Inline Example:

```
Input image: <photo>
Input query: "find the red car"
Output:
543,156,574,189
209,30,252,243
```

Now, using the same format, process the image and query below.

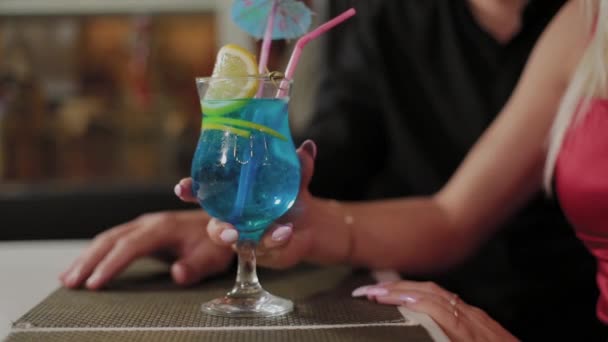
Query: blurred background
0,0,325,240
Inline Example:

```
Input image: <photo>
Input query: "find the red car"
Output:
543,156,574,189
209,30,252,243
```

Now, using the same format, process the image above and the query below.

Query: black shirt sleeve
298,2,389,200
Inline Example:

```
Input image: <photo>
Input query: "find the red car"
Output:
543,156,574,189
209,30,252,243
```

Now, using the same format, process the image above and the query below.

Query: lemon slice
202,44,259,116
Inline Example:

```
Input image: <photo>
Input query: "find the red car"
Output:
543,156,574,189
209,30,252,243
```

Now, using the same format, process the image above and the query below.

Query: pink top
555,98,608,324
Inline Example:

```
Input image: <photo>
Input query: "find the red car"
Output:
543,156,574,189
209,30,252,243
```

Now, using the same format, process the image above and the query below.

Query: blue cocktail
192,76,300,317
192,98,300,241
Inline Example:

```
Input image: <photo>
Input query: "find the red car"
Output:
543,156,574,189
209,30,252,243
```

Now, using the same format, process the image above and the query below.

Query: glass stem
229,240,263,297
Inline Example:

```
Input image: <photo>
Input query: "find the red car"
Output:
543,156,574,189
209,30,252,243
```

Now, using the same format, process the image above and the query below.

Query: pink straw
278,8,356,97
258,0,278,75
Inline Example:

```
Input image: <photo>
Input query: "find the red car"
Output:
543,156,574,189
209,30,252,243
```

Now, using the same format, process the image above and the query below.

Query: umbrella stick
258,0,278,76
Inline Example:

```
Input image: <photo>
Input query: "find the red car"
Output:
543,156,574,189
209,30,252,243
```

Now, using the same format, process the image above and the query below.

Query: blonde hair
543,0,608,192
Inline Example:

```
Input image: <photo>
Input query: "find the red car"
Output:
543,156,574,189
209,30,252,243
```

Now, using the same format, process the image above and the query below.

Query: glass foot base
201,290,293,318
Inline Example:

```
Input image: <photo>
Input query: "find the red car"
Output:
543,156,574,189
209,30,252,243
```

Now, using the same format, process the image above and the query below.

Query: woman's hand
175,140,321,269
60,210,234,290
352,280,519,342
59,140,319,290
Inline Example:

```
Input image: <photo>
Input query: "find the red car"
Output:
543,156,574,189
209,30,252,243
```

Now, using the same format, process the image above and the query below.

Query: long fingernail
375,294,418,306
352,285,373,297
220,229,238,244
366,287,388,296
86,272,101,289
271,225,293,242
207,219,221,235
174,184,183,197
301,140,317,160
399,295,418,303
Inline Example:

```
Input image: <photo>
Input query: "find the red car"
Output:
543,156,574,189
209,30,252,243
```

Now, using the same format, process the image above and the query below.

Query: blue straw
229,106,263,233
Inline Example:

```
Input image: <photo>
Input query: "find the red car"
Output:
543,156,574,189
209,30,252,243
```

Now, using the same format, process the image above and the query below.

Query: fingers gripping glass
191,76,300,317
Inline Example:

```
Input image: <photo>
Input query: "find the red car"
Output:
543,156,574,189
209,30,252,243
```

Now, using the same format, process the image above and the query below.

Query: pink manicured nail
352,285,373,297
174,184,183,197
366,287,389,296
301,140,317,159
399,295,417,303
271,225,293,242
86,272,101,288
220,229,238,244
375,294,418,305
207,219,222,235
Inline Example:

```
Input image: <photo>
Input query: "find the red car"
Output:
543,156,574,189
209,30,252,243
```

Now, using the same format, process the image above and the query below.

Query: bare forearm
305,196,482,273
306,0,588,274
